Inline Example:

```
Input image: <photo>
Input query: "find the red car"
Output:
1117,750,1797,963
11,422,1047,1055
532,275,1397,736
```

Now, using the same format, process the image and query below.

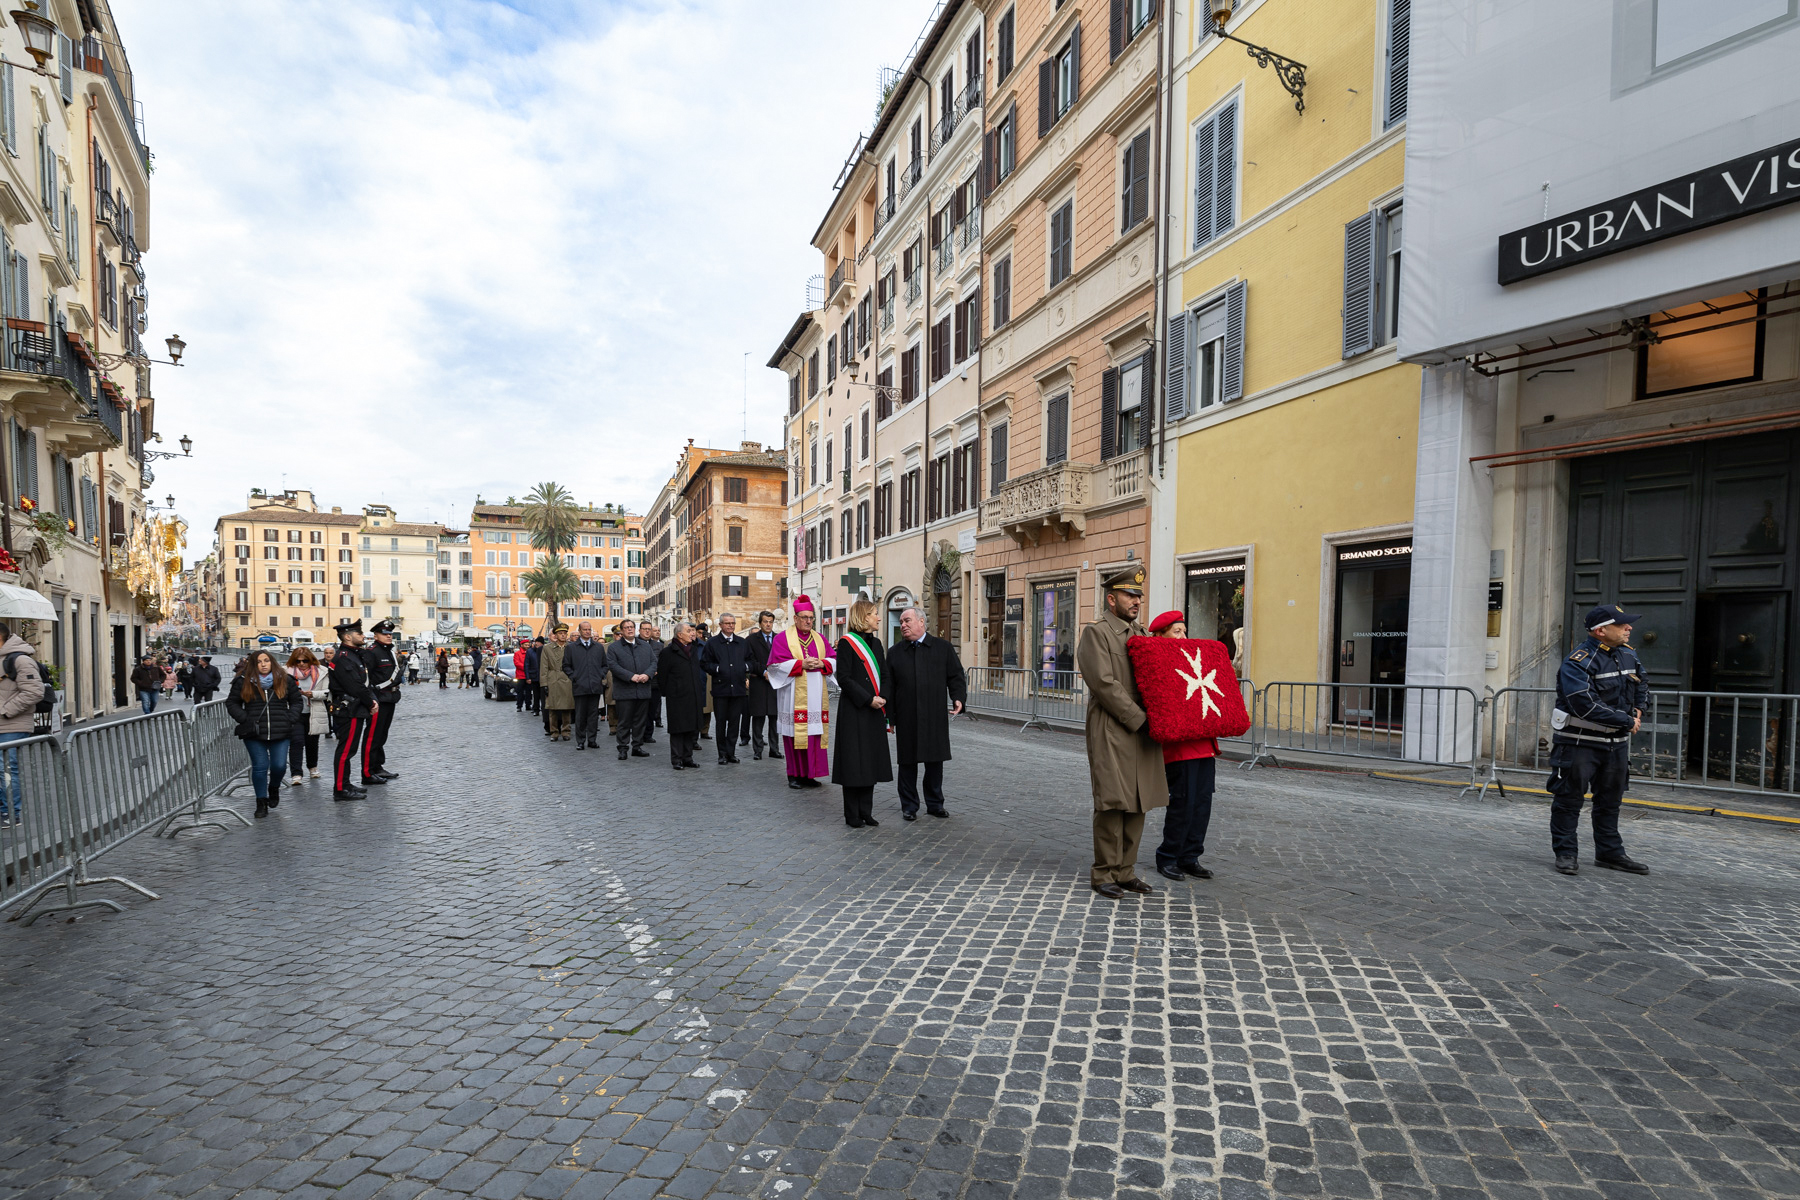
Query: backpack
3,652,58,714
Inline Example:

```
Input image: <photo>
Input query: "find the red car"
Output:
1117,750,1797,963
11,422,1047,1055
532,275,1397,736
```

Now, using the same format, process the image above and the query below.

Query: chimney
741,440,761,453
331,506,342,514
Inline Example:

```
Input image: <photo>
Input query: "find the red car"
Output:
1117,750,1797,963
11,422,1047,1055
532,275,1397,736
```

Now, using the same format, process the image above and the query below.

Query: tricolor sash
841,631,882,694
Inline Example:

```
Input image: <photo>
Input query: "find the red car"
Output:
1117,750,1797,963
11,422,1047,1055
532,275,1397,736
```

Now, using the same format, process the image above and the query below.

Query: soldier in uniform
1076,566,1168,898
1548,604,1652,877
363,620,403,782
327,618,375,801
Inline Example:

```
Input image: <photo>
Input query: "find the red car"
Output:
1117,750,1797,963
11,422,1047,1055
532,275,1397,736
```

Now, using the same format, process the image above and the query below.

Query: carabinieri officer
328,618,375,801
1548,604,1652,877
363,619,403,782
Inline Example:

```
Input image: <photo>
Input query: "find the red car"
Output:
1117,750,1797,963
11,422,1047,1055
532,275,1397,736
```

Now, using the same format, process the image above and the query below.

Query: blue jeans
139,689,159,714
0,729,31,818
244,738,290,800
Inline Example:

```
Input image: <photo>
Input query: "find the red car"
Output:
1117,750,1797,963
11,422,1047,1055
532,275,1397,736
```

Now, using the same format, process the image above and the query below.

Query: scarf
258,672,275,691
784,626,829,744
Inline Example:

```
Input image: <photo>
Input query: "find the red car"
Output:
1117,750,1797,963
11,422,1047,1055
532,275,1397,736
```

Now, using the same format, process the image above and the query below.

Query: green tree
521,482,581,634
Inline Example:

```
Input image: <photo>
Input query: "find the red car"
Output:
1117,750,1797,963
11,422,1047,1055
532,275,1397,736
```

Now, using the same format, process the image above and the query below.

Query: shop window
1637,292,1765,400
1184,560,1246,673
1032,580,1076,687
1331,541,1413,727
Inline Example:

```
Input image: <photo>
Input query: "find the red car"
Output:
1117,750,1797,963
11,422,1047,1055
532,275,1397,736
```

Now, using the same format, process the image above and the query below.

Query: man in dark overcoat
745,611,780,760
887,605,968,820
607,618,658,761
700,612,752,764
655,622,706,770
564,620,609,750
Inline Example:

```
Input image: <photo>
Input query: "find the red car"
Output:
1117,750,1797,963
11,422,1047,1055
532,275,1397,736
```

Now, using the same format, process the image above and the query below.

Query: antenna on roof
743,352,749,442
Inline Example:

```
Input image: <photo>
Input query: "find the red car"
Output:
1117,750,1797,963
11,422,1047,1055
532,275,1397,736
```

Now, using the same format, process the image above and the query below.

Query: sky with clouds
115,0,935,556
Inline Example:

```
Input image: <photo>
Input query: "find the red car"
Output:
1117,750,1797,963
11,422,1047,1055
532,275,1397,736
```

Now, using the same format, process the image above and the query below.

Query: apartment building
0,1,162,717
641,476,678,631
213,490,364,647
675,443,788,633
1149,0,1421,699
466,502,644,636
971,0,1165,679
355,505,443,633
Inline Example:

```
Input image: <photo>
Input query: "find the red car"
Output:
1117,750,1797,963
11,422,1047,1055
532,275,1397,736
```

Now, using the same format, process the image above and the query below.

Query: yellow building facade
1152,0,1419,690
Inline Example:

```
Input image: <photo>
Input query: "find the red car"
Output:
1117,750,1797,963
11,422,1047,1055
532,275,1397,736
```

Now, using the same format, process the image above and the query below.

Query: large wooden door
984,575,1004,667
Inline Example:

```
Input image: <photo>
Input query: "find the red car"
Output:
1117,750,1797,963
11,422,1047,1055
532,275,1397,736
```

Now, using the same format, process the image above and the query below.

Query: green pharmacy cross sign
840,567,871,592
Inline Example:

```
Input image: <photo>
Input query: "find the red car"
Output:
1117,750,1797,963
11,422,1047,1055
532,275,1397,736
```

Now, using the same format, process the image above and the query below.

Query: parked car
482,654,520,701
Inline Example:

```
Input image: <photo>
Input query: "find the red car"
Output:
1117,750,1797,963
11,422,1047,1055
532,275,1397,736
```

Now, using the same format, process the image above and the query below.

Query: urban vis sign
1498,136,1800,285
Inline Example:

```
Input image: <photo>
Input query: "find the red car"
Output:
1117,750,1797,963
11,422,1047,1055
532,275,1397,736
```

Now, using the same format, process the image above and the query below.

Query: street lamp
8,3,56,70
165,334,186,365
143,433,193,462
1203,0,1309,114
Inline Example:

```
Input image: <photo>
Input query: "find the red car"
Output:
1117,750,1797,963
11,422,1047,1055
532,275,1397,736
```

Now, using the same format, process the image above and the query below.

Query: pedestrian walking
639,623,663,741
541,625,574,740
284,647,329,786
525,636,545,716
162,659,177,700
695,623,714,741
406,648,421,685
513,641,530,712
436,648,449,689
832,600,891,828
700,612,752,764
1145,611,1218,881
177,658,194,699
887,605,967,821
0,621,46,825
655,622,707,769
766,595,835,790
130,656,161,713
1549,605,1652,877
1076,566,1167,899
225,649,304,819
192,655,221,704
327,619,376,801
607,619,657,760
564,621,609,750
362,620,404,781
745,611,779,760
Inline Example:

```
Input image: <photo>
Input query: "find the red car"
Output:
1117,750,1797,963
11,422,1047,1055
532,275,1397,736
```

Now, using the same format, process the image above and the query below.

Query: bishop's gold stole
786,627,828,746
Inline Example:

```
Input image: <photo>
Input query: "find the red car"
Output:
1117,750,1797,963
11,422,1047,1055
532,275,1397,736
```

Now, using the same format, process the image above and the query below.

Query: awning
0,583,59,621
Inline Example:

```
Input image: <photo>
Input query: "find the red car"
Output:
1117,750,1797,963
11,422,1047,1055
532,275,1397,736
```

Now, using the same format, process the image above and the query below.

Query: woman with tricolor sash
831,599,893,828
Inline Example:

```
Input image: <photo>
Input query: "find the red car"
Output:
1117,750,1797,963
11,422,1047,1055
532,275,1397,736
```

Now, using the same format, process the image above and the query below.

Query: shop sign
1004,598,1024,623
1186,559,1246,578
1337,542,1412,564
1499,136,1800,284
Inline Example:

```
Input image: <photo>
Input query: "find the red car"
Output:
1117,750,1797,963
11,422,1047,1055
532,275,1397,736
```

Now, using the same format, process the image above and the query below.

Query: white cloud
116,0,932,546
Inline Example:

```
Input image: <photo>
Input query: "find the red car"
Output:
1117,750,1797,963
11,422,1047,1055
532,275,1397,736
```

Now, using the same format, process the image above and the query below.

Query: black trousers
745,713,776,753
573,695,603,745
368,700,397,776
614,698,648,751
897,761,947,815
842,785,874,826
287,730,321,777
713,695,747,759
331,710,372,791
648,691,662,726
437,669,447,688
515,681,528,710
1158,757,1215,868
1549,741,1629,860
669,730,698,766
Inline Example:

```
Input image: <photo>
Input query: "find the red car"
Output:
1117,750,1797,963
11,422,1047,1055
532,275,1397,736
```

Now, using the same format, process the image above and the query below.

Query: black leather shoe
682,759,700,769
788,778,806,789
254,801,268,818
362,776,387,786
727,756,741,764
718,758,731,765
1091,882,1126,899
1156,864,1185,881
1597,855,1650,875
863,817,879,827
618,748,629,761
845,819,864,828
927,808,948,819
377,770,400,780
1118,878,1155,895
333,790,362,802
631,749,651,757
800,778,821,788
672,763,684,772
1183,863,1214,880
903,812,918,821
753,750,763,760
1554,855,1579,875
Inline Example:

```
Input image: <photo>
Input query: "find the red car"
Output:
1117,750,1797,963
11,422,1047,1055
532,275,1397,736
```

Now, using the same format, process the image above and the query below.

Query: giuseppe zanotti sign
1498,136,1800,285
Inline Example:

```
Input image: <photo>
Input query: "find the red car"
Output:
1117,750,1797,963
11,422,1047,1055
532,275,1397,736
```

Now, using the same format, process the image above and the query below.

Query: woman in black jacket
224,650,305,818
655,623,707,770
831,600,892,827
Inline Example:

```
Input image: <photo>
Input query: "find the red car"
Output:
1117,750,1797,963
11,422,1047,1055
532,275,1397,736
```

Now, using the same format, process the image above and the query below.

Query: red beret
1147,610,1184,634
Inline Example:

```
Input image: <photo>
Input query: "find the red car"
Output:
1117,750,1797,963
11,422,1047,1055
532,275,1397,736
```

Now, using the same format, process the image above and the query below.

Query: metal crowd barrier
962,666,1089,732
159,699,255,836
1,706,251,926
1478,685,1800,802
1242,682,1484,783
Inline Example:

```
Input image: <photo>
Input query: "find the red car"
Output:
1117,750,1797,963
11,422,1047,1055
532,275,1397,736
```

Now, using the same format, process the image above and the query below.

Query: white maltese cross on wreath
1125,635,1253,743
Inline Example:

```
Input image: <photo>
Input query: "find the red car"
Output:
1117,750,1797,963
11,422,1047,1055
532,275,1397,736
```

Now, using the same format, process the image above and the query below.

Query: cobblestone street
3,683,1799,1200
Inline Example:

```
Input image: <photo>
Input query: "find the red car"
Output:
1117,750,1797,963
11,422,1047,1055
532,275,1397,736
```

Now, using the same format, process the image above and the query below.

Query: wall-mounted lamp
1203,1,1309,114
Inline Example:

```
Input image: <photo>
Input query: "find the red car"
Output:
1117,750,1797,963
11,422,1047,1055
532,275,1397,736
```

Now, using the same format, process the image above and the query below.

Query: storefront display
1033,581,1075,688
1183,559,1246,674
1332,541,1412,727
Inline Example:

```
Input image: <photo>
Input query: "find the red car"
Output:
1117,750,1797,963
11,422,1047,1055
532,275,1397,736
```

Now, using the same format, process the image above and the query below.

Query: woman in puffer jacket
224,649,305,819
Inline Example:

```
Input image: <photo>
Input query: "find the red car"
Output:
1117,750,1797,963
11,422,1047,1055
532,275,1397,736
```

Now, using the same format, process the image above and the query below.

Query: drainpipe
1153,2,1174,482
919,73,935,626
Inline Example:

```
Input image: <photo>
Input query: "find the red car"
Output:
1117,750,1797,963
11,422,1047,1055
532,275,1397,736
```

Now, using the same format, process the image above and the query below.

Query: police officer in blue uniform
1549,604,1652,877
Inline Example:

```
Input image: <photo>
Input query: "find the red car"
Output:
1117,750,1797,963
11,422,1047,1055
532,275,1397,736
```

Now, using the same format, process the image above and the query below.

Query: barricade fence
1243,682,1484,781
0,705,250,925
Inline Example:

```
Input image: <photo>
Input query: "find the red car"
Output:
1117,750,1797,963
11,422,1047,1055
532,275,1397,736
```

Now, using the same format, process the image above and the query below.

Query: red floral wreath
1126,636,1252,743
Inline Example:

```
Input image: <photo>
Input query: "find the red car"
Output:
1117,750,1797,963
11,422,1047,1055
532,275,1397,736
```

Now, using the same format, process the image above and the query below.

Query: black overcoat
655,641,707,734
831,633,893,787
746,630,778,717
700,633,754,697
886,634,968,764
563,639,609,696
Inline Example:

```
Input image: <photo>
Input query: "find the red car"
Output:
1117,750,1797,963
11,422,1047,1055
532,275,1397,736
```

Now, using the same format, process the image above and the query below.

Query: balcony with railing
874,193,897,235
959,74,983,116
880,297,895,332
931,109,958,157
828,258,854,304
935,237,953,274
3,318,120,452
1100,450,1147,505
984,461,1095,547
94,190,120,244
81,40,151,176
958,208,981,251
897,156,924,202
905,273,922,306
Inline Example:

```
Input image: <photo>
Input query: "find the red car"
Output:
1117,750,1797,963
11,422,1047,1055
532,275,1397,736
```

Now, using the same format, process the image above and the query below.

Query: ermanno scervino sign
1498,137,1800,285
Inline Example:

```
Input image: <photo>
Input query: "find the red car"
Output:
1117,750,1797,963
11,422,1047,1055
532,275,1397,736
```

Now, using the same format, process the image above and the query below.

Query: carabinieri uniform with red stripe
329,640,378,794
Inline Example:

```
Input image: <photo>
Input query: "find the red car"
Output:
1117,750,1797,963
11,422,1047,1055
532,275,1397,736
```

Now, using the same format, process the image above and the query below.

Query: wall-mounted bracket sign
1499,136,1800,285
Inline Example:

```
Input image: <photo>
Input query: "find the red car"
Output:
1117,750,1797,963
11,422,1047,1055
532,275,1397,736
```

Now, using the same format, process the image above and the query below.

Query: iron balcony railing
959,208,982,250
99,56,151,175
880,297,895,332
905,273,922,306
932,109,958,156
874,193,897,234
828,259,853,298
2,319,118,444
898,157,924,202
935,237,953,273
960,74,983,116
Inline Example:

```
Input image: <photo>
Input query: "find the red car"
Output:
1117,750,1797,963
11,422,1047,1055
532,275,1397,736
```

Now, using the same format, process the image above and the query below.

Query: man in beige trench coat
1077,565,1169,898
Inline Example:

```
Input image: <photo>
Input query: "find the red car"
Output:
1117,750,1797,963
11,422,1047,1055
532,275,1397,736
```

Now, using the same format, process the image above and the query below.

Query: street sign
840,567,869,592
257,634,278,644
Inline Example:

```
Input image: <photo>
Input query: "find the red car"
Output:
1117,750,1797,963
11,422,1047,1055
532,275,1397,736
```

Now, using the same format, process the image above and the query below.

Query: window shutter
1100,367,1119,461
57,33,72,105
80,476,96,540
982,128,995,197
1126,130,1150,230
1165,308,1188,422
1192,116,1214,249
1,63,14,155
1223,280,1247,402
1070,24,1082,104
23,430,37,502
1385,0,1411,128
1110,0,1126,59
991,423,1008,492
1038,57,1053,137
1342,213,1377,358
1138,346,1155,448
1213,100,1236,239
1047,393,1069,464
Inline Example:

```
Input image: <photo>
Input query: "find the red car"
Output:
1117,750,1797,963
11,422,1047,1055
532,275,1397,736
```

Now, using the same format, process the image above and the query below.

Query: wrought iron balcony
905,273,922,306
880,298,894,332
959,207,981,250
874,193,897,234
932,109,957,156
2,318,120,449
898,156,924,202
960,73,983,115
828,259,854,303
935,237,953,274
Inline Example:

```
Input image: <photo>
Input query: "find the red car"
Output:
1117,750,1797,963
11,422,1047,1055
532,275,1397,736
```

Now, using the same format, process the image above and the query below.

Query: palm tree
521,482,581,634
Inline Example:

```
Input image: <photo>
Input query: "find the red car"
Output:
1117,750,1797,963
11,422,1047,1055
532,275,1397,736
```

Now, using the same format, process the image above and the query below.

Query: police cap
370,619,398,636
332,618,363,636
1102,565,1147,595
1584,604,1644,631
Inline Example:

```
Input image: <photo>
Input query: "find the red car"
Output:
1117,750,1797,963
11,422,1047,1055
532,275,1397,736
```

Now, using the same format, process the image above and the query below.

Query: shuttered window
1111,0,1157,60
990,422,1008,494
1121,129,1151,232
1038,25,1081,137
1192,100,1237,250
1049,201,1073,287
80,476,97,542
992,256,1011,328
997,8,1014,81
1342,213,1377,358
0,63,15,155
1045,391,1069,465
1385,0,1410,128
